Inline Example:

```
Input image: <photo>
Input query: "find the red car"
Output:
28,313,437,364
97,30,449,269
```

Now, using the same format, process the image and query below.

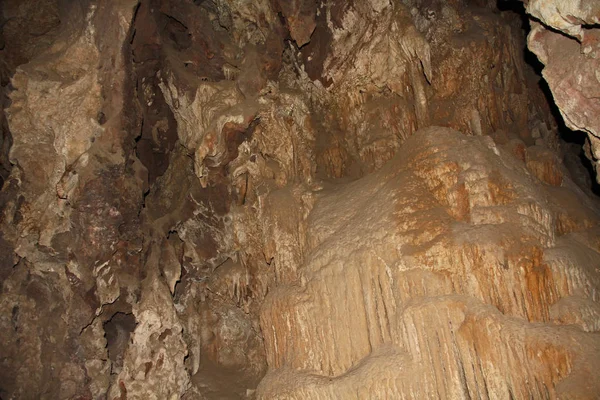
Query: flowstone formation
0,0,599,399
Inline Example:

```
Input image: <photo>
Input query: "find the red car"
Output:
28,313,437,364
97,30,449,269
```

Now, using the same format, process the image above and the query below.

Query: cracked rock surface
522,0,600,183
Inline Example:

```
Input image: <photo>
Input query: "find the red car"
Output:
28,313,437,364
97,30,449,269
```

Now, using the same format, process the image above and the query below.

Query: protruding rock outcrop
523,0,600,182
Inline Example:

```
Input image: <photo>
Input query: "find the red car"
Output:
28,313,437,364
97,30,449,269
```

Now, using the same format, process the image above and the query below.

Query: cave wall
0,0,599,399
522,0,600,182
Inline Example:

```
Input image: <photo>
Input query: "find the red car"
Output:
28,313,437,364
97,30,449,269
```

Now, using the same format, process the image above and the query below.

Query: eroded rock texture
0,0,599,399
522,0,600,182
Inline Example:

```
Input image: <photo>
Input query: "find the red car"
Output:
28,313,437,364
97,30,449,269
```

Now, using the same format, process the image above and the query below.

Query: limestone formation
522,0,600,181
0,0,599,399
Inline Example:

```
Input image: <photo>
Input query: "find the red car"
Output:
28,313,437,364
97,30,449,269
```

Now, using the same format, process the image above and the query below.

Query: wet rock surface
0,0,599,399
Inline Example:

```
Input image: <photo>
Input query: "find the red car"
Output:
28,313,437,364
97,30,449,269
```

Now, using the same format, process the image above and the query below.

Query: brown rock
523,0,600,181
257,127,600,398
526,145,564,186
1,0,599,398
275,0,317,47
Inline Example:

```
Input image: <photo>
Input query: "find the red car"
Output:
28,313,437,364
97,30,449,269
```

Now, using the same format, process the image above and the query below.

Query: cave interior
1,0,600,399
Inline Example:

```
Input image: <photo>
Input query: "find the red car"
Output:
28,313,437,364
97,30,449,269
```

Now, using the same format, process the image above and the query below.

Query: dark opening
104,312,137,373
497,0,600,196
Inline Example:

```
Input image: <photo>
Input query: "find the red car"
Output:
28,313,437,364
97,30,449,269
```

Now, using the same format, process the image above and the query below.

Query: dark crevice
160,13,192,50
497,0,600,197
129,2,142,45
0,9,13,190
0,107,12,190
582,23,600,30
159,13,189,32
138,188,150,217
130,2,179,187
578,141,600,196
104,312,137,374
497,0,585,42
496,1,543,74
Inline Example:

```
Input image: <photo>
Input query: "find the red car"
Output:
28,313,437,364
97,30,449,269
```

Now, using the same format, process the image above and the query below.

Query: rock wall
0,0,598,399
522,0,600,182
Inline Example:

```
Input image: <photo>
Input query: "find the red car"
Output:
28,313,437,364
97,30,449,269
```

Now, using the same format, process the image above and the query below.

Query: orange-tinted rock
1,0,599,398
256,128,600,398
526,145,564,186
